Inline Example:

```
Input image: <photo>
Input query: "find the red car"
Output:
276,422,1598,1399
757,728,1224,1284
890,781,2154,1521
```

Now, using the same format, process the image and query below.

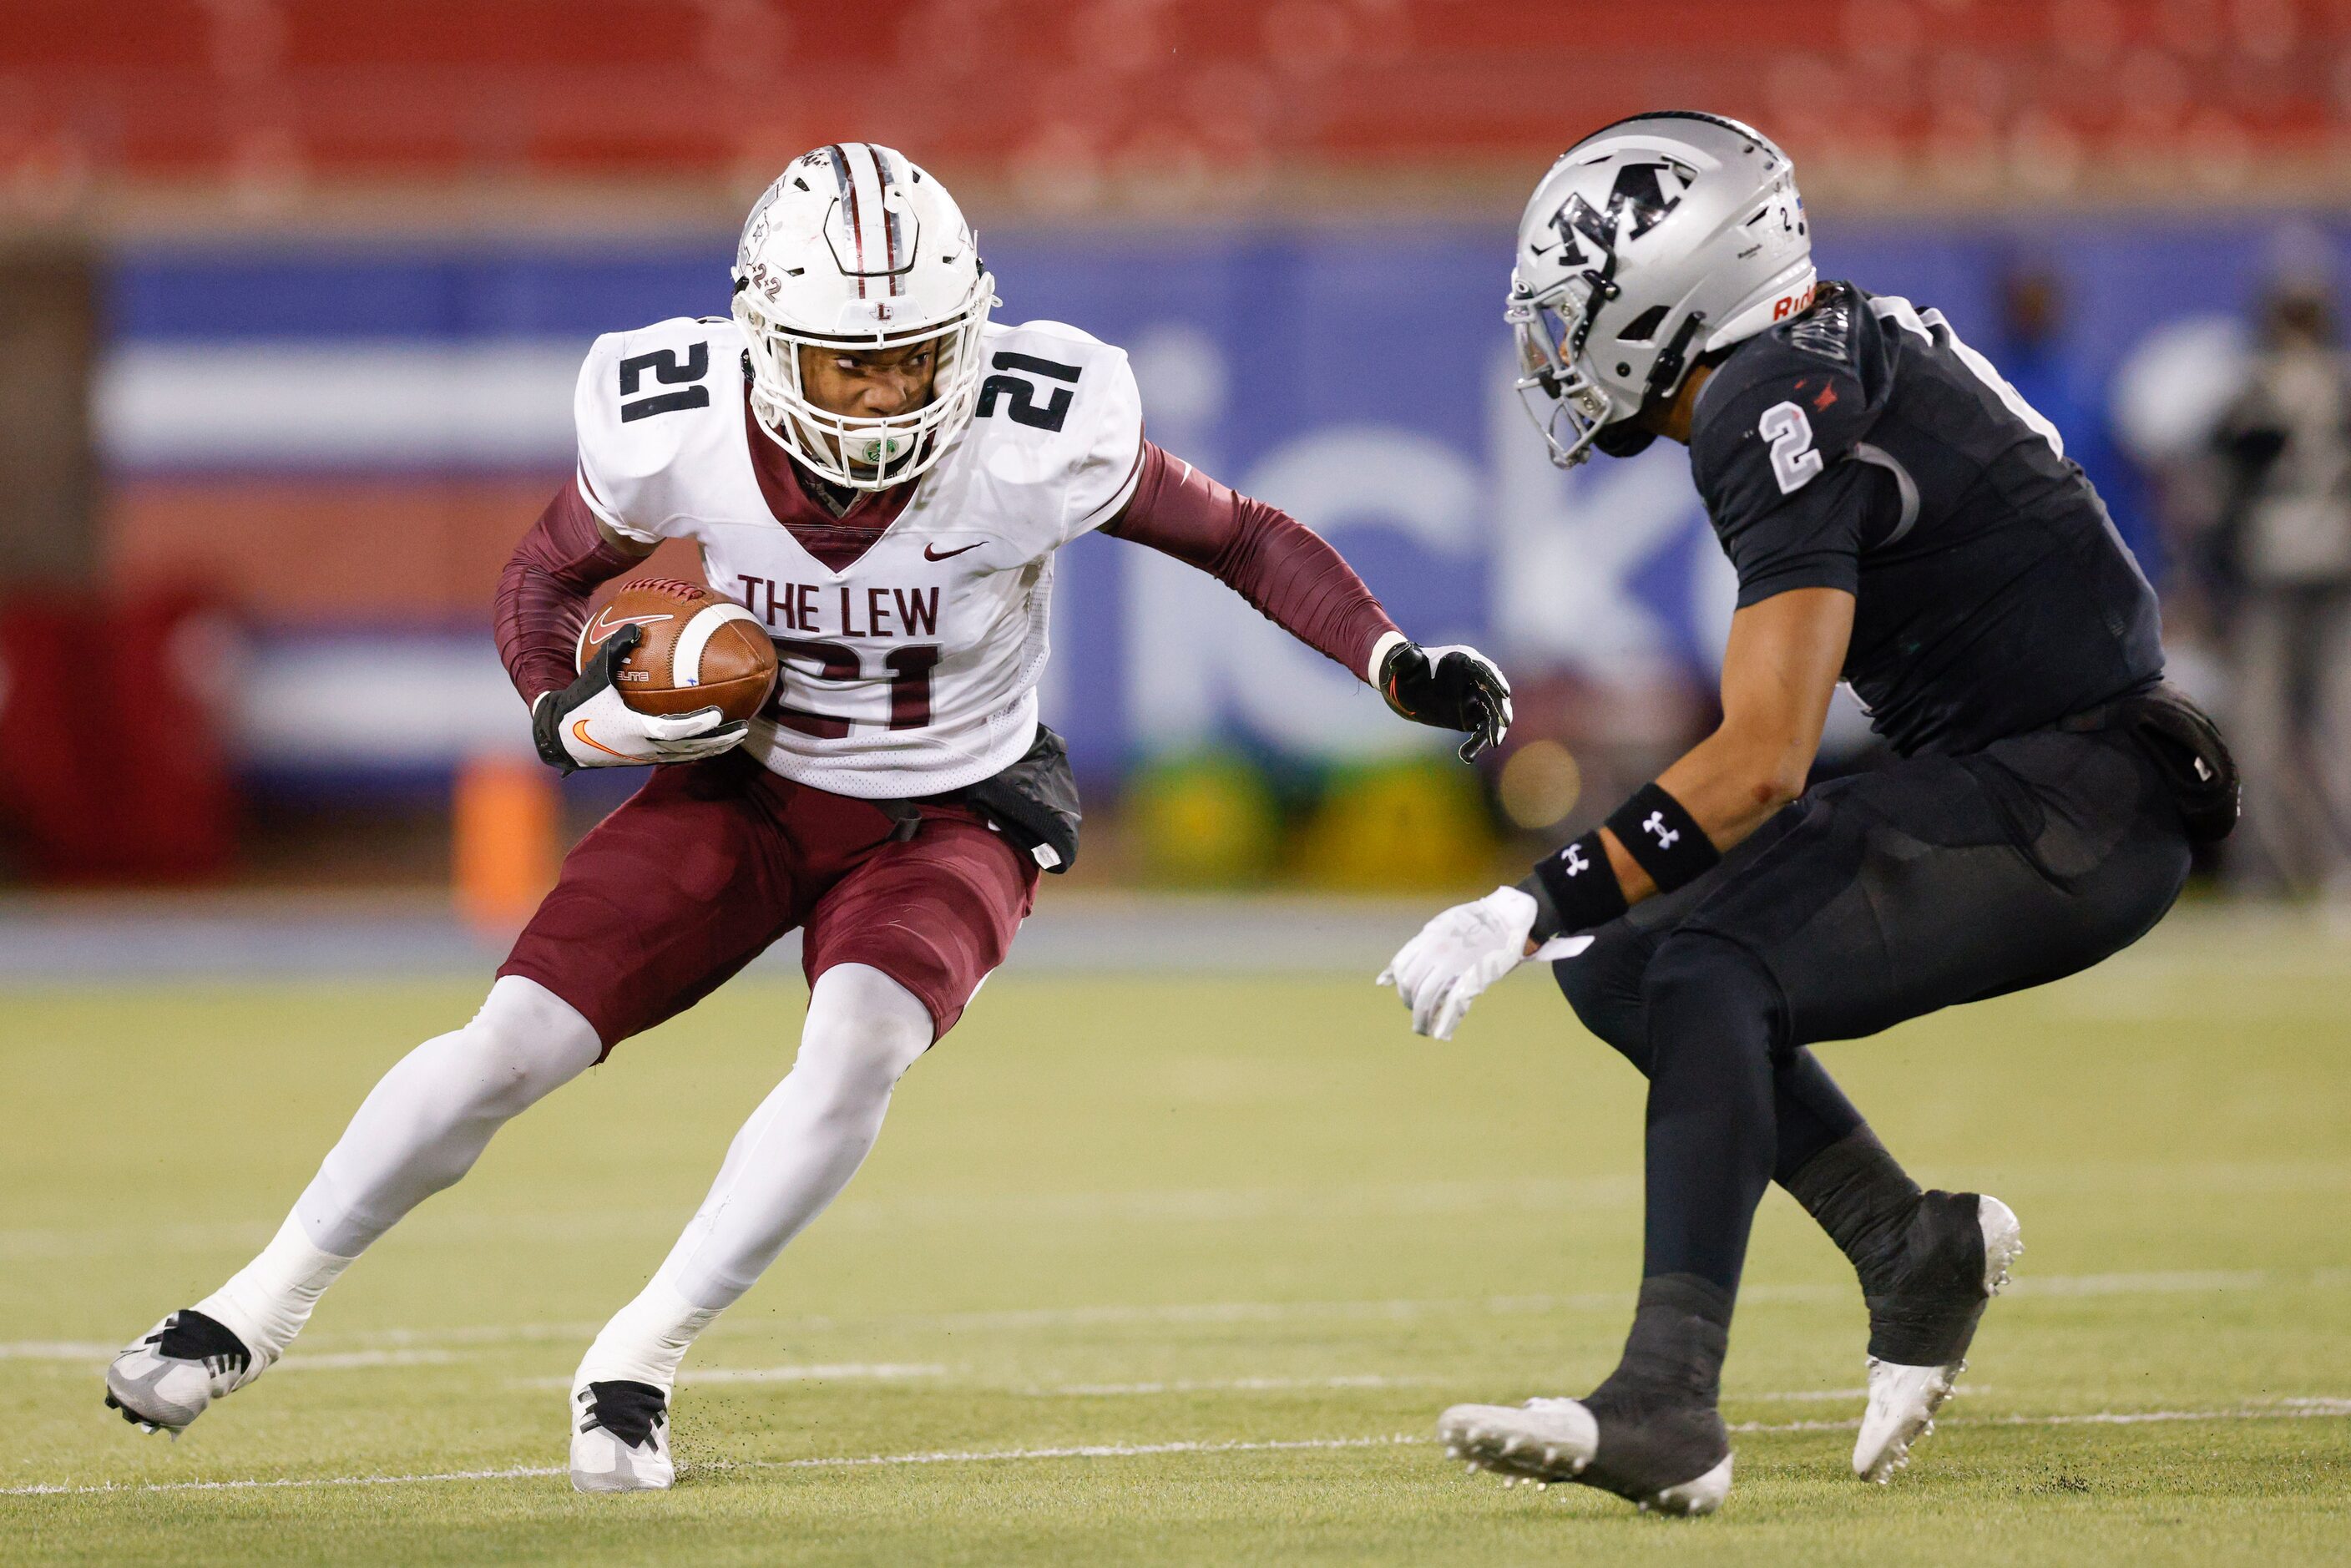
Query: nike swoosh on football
923,541,984,561
584,608,675,647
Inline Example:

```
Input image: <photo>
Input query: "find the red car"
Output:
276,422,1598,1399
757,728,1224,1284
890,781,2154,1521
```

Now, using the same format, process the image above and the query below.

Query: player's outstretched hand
1378,885,1542,1040
1378,640,1513,761
530,624,748,775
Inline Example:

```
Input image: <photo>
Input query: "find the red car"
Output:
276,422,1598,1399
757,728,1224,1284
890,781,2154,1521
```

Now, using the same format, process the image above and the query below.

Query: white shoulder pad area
574,316,742,544
970,320,1145,544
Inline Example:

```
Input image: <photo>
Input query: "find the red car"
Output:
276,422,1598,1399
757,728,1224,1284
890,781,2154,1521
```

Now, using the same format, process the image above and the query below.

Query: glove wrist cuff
1516,871,1566,943
529,690,579,775
1367,630,1408,690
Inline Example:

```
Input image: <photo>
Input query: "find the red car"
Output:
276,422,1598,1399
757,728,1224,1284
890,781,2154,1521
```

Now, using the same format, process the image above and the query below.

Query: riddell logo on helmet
1772,283,1819,321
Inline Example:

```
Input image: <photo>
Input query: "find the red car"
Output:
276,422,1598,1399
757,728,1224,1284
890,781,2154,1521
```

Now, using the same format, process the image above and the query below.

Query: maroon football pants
499,753,1038,1054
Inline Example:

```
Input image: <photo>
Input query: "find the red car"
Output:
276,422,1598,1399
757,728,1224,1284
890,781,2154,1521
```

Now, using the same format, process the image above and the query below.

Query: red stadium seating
2,0,2346,200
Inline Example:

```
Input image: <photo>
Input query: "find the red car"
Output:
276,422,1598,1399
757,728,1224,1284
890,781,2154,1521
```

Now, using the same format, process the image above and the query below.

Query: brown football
574,578,777,721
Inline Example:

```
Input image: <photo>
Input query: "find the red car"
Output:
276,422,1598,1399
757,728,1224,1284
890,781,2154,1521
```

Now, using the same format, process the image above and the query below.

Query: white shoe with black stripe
570,1378,675,1493
104,1309,270,1436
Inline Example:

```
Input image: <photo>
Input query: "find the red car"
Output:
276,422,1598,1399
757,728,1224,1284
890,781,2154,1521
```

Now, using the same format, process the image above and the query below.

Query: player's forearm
494,479,654,702
1524,589,1848,938
1105,443,1398,678
1598,725,1813,901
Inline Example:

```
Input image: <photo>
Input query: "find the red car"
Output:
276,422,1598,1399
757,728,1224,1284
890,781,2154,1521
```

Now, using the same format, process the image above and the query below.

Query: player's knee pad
796,964,934,1111
460,976,604,1117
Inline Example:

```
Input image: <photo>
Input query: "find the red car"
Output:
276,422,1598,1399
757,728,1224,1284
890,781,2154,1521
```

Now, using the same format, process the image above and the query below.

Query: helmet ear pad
1592,343,1739,459
1592,421,1657,459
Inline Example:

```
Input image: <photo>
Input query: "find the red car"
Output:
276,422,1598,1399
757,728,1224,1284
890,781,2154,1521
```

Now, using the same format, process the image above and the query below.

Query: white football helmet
732,143,998,490
1509,112,1818,467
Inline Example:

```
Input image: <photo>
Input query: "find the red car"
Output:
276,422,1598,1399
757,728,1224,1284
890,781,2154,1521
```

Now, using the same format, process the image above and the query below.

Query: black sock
1783,1127,1924,1293
1589,1273,1732,1410
1640,936,1781,1293
1768,1049,1868,1182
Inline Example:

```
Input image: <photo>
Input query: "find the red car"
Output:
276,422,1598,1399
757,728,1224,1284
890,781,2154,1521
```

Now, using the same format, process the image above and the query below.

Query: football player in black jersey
1379,113,2238,1515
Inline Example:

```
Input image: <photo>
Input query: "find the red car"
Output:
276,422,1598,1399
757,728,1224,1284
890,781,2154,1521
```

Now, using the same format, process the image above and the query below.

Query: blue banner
110,215,2339,781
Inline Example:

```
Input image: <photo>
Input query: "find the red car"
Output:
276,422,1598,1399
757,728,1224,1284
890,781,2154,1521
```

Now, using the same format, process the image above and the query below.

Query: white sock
574,964,933,1393
192,976,601,1363
574,1276,719,1393
293,976,601,1257
195,1213,356,1363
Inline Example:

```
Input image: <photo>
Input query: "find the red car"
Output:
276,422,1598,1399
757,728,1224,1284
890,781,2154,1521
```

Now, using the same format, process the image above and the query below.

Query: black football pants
1555,725,2193,1297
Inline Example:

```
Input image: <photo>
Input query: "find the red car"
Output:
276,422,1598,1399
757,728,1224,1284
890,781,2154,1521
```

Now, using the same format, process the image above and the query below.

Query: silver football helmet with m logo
1509,112,1817,467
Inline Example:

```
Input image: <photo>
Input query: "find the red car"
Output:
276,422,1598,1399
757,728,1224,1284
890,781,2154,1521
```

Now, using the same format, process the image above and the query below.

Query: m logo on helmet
1545,159,1695,268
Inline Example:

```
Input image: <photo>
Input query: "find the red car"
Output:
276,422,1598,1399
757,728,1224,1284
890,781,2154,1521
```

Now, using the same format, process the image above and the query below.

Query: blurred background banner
5,0,2351,897
94,225,2298,777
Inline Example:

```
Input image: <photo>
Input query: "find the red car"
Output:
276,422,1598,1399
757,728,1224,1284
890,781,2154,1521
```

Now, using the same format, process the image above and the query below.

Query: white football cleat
1853,1194,2024,1483
1438,1397,1732,1516
104,1309,270,1436
570,1378,675,1493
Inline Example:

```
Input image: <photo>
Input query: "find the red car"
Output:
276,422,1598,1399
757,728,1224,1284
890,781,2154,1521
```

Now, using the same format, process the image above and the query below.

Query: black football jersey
1687,281,2163,756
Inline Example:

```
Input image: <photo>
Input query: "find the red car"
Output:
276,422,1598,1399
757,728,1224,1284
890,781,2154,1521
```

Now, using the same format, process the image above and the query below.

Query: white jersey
572,315,1145,797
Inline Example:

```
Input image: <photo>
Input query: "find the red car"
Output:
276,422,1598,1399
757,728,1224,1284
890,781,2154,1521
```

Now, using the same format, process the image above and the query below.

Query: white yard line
11,1404,2349,1500
4,1265,2323,1365
2006,1269,2268,1297
1029,1375,1437,1397
274,1349,468,1373
2,1434,1423,1497
684,1362,947,1385
0,1178,1641,1260
1728,1399,2351,1436
512,1363,948,1389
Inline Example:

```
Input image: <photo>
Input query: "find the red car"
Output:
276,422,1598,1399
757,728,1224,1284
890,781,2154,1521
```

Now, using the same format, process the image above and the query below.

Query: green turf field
3,905,2347,1565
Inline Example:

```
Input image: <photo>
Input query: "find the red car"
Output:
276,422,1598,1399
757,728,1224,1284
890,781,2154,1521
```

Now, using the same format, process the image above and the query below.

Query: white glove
530,625,747,774
1377,885,1595,1040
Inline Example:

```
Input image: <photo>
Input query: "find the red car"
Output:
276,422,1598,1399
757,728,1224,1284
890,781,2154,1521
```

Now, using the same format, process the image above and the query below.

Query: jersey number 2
1758,401,1824,494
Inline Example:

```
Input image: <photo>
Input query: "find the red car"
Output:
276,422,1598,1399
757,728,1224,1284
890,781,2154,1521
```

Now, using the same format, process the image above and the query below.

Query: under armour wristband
1604,781,1721,893
1527,830,1629,937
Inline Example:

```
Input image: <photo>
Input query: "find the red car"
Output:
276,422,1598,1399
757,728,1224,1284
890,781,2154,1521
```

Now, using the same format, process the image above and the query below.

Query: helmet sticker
1540,159,1696,269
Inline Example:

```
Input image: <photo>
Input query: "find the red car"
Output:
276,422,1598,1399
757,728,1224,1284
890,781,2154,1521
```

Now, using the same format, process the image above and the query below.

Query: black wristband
1604,781,1720,893
1529,829,1629,934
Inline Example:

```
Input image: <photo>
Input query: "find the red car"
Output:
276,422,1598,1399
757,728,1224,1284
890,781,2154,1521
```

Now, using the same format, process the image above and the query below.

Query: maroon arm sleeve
493,479,652,704
1102,443,1400,678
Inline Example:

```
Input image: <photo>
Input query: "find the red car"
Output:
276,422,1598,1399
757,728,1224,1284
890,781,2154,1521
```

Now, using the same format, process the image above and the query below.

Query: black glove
529,623,746,776
1378,640,1514,761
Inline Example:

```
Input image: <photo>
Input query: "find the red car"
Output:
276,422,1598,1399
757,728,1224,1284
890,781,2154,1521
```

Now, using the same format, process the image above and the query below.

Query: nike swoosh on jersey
923,541,984,561
583,607,676,647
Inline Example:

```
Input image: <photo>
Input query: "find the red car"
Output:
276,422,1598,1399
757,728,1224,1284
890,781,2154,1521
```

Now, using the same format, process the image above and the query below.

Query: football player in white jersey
104,143,1512,1491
